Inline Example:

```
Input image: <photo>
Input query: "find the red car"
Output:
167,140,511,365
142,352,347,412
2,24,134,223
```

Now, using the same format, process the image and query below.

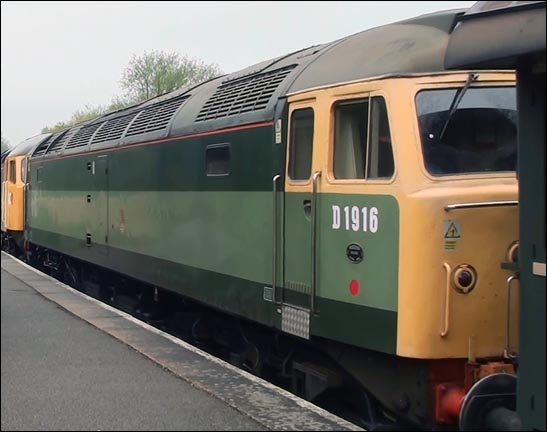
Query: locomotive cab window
206,144,230,176
9,160,16,184
333,96,394,179
288,108,314,180
21,159,27,183
416,86,517,175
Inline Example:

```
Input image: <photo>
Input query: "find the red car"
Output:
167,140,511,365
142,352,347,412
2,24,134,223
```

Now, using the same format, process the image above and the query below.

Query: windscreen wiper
439,73,478,141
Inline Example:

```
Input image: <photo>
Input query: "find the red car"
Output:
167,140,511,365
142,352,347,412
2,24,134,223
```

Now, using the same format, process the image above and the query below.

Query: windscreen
416,86,517,176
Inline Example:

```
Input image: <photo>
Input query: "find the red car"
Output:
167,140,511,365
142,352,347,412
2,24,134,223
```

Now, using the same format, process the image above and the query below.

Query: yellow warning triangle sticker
445,222,461,239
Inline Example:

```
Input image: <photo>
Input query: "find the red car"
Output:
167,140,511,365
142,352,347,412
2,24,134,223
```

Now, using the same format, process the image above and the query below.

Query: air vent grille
33,132,61,156
45,130,72,154
34,93,191,156
125,94,189,137
196,65,295,122
65,123,103,149
91,112,138,144
47,130,73,153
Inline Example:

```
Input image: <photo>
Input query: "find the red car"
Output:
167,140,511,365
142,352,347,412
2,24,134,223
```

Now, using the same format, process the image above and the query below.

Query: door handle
303,200,311,219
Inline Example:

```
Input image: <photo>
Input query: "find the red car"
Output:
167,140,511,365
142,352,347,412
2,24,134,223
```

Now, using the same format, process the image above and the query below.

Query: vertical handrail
22,184,27,230
441,263,452,337
311,171,321,313
272,174,281,304
1,182,6,226
23,157,30,230
504,275,519,359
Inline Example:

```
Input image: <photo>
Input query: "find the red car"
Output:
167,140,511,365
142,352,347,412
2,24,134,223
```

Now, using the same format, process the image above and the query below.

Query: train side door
280,100,317,340
87,154,109,254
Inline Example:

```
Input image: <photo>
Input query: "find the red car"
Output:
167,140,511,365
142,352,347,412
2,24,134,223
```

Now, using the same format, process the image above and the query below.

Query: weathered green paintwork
28,227,274,324
32,127,275,192
284,192,399,311
27,125,399,353
29,225,397,353
28,188,399,352
29,190,274,284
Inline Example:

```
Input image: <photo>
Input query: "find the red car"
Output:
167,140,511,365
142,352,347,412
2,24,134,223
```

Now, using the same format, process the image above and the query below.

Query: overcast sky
1,1,474,146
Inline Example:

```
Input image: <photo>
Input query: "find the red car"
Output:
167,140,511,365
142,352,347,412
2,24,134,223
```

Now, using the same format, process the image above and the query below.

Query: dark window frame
9,160,16,184
205,143,231,177
415,86,517,177
332,95,395,181
288,107,315,181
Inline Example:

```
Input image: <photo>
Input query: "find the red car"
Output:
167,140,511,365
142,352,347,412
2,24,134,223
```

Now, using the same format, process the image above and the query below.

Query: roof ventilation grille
33,132,62,156
45,130,73,154
196,65,296,122
125,94,190,137
91,112,139,144
65,123,103,149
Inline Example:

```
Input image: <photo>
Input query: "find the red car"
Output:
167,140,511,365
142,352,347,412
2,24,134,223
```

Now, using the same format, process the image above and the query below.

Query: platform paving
1,252,363,431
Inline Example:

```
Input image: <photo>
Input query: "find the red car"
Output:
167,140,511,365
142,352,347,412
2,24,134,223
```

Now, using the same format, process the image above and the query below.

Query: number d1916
332,205,378,233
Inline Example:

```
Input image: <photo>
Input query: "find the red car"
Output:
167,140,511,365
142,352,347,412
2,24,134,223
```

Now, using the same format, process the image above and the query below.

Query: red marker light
350,279,360,296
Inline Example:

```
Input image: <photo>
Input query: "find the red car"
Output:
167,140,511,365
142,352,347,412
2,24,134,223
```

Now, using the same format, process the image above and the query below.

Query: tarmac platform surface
1,252,363,431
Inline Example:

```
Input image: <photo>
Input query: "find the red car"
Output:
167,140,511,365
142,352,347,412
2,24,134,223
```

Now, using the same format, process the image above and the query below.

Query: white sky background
1,0,474,146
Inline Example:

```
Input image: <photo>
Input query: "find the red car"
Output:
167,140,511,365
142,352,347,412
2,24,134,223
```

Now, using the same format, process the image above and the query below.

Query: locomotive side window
288,108,314,180
206,144,230,176
416,86,517,175
21,159,27,183
334,100,368,179
9,160,16,184
334,96,394,179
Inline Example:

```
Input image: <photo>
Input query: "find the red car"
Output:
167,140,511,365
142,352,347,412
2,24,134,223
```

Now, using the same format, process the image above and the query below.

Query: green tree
41,100,131,134
42,104,106,134
42,51,221,133
120,50,222,103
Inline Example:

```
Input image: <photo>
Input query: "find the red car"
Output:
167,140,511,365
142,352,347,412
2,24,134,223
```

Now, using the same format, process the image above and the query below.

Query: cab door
280,100,318,340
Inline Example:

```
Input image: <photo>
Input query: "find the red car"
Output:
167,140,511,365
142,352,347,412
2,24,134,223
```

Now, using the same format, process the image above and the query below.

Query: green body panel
282,191,399,353
29,189,274,285
28,126,278,327
27,126,399,354
32,127,275,192
284,192,399,311
283,191,312,307
28,228,274,324
108,191,274,284
313,298,397,354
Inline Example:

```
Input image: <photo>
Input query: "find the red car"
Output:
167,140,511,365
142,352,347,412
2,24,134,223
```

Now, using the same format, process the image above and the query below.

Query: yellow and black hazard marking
444,221,462,251
444,222,461,239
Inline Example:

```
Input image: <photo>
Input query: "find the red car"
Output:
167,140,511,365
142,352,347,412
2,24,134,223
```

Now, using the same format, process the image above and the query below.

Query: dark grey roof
31,8,467,159
287,22,454,93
